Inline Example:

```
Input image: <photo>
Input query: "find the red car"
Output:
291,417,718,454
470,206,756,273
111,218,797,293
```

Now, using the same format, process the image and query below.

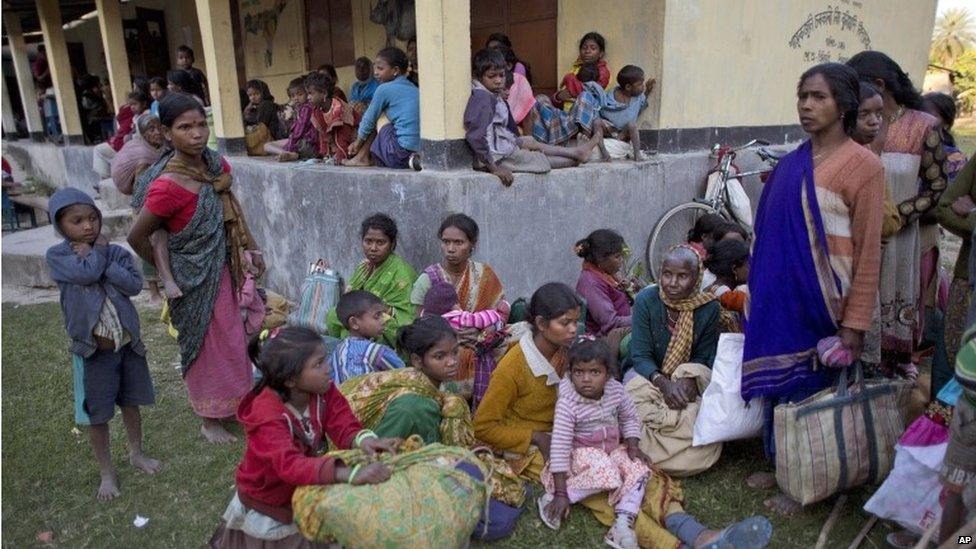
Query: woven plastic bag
292,438,487,547
864,442,946,537
693,333,763,446
774,363,911,505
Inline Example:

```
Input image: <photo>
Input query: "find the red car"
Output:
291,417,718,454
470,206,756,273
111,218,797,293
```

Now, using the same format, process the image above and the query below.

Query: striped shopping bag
774,363,912,505
287,260,343,335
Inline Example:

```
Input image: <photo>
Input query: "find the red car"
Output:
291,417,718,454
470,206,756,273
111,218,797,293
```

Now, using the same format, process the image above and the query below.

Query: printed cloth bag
774,362,911,505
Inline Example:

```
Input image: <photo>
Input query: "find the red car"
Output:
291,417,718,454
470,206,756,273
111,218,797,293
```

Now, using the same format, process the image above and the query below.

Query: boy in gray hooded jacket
45,187,160,501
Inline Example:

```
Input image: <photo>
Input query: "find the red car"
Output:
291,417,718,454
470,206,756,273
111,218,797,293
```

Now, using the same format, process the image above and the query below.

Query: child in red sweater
213,326,399,548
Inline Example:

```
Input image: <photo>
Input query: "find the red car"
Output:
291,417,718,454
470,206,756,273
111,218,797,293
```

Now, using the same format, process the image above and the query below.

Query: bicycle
643,139,781,282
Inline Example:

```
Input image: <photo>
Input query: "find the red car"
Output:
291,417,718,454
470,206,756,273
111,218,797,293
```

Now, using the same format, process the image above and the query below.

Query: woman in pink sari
129,93,263,444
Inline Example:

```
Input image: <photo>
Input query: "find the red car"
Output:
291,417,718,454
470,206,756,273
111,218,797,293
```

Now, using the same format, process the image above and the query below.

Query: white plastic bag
864,443,946,537
704,169,753,233
692,333,763,446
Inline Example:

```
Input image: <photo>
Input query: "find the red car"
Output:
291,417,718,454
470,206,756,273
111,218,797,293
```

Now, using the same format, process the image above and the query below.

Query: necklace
812,142,841,163
887,106,905,125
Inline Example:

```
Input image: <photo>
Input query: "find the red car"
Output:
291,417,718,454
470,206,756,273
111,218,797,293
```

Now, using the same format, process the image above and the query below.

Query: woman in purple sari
741,63,885,515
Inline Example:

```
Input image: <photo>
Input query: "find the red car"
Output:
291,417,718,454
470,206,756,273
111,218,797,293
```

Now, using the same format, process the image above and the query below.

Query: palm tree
930,7,976,67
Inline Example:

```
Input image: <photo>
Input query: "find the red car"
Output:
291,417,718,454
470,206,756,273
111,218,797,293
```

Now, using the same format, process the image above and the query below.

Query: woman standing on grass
742,63,885,515
847,51,949,380
128,93,264,444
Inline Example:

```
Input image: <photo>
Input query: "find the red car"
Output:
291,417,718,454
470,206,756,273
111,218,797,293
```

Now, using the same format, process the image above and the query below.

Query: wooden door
305,0,355,70
470,0,557,97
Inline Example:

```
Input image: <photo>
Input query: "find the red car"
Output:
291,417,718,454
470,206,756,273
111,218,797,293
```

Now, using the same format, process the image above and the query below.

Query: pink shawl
507,72,536,124
110,119,163,195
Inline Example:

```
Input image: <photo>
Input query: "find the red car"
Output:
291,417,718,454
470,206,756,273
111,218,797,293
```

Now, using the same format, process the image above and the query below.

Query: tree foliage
931,8,976,66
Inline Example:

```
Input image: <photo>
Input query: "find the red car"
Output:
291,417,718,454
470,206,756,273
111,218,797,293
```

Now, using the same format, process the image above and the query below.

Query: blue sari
742,141,842,456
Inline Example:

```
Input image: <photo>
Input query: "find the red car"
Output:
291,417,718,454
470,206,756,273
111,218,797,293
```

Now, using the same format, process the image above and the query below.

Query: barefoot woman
742,63,884,514
128,93,264,444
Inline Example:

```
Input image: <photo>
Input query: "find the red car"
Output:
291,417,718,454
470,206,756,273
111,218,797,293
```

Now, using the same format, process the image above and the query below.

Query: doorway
470,0,557,97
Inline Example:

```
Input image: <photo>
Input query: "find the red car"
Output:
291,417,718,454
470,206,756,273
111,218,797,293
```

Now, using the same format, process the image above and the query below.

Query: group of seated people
214,210,776,549
91,45,210,181
236,30,655,182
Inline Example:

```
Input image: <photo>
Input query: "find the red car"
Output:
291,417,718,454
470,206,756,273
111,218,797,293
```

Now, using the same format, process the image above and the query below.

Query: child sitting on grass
344,47,421,170
46,188,160,501
330,290,405,384
584,64,655,161
538,337,649,548
263,77,307,157
349,56,379,114
277,72,360,163
465,48,605,186
213,326,399,547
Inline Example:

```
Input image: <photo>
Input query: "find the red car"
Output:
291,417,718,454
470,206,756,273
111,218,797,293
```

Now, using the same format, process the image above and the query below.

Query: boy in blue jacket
45,188,160,501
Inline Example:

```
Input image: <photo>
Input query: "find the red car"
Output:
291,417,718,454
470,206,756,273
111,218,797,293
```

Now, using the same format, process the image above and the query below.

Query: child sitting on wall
349,56,380,114
277,72,360,163
317,64,348,102
465,49,605,186
343,47,421,170
263,77,308,157
330,290,405,385
553,32,611,111
583,64,656,161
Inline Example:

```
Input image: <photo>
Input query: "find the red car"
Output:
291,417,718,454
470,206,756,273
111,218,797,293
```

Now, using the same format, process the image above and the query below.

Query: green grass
2,303,896,548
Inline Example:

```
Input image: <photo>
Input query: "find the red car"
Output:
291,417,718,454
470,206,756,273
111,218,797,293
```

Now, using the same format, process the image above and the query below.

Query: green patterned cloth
292,438,486,547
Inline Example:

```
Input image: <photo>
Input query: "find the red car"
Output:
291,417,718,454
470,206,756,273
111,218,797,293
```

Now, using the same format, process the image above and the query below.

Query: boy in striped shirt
329,290,404,385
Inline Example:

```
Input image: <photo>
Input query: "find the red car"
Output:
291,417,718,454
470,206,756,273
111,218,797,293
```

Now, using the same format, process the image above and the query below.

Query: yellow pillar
415,0,470,142
195,0,245,154
2,81,18,137
37,0,85,145
95,0,132,113
3,13,45,141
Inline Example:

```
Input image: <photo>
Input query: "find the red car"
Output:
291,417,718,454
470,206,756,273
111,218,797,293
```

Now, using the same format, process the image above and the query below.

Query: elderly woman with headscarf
110,113,166,195
623,245,723,477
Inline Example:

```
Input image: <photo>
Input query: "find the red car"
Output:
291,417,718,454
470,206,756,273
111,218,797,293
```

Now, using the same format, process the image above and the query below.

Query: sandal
702,516,773,549
536,493,561,530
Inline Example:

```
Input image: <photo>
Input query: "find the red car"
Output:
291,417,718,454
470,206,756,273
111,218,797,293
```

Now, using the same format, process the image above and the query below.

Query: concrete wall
3,142,98,195
4,139,776,300
658,0,937,129
228,153,762,300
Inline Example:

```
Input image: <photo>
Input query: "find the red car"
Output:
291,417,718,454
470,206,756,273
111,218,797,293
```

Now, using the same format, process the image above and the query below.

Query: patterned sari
878,110,948,371
416,261,505,399
326,253,417,349
340,368,525,506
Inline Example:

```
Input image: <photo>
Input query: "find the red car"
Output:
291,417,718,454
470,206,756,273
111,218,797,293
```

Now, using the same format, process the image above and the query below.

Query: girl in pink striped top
538,338,651,548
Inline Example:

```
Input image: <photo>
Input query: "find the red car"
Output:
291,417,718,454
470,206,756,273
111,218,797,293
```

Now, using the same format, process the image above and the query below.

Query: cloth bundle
816,335,854,368
292,437,487,547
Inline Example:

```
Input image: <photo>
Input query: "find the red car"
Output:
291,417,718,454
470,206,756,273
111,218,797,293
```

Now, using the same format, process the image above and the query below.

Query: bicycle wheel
644,202,723,282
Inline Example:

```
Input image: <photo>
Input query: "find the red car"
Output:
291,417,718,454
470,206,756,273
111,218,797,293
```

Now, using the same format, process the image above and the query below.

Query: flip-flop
702,516,773,549
536,494,561,530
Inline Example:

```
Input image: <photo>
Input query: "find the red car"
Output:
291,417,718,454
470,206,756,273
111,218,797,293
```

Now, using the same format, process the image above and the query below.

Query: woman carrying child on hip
344,47,421,170
128,93,263,444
